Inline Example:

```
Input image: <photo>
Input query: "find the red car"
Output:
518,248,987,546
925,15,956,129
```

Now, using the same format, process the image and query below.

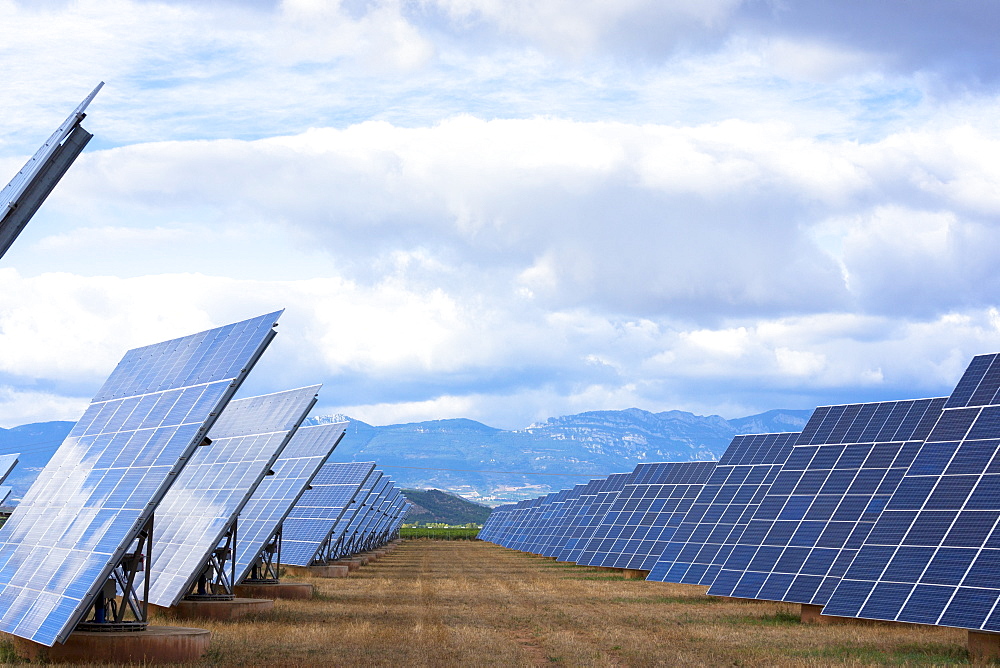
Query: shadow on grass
794,642,971,665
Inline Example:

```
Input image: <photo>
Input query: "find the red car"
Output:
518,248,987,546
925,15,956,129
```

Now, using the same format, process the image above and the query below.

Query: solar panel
574,462,717,570
0,310,281,646
145,385,320,607
542,479,606,558
334,476,392,558
646,433,798,585
322,470,384,560
0,452,19,505
707,398,946,606
1,83,102,260
825,353,1000,629
526,488,577,555
536,485,588,557
511,492,558,552
233,422,347,584
280,462,377,566
559,472,634,563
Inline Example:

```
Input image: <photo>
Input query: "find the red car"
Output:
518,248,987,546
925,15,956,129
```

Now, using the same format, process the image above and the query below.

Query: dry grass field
0,539,988,666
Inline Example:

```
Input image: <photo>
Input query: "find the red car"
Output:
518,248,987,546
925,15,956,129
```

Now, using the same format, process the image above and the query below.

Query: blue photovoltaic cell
0,311,281,646
574,462,716,570
825,353,1000,629
560,471,636,564
646,432,798,585
233,422,347,583
145,386,319,607
280,462,377,566
708,397,946,606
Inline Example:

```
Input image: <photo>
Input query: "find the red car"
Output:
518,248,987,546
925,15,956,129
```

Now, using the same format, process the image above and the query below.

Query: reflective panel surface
233,422,346,583
146,386,319,607
0,311,281,645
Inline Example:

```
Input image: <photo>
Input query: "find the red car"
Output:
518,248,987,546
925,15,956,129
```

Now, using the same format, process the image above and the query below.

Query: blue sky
1,0,1000,429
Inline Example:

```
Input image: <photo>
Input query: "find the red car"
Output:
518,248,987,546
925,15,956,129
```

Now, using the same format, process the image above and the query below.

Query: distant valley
0,407,811,506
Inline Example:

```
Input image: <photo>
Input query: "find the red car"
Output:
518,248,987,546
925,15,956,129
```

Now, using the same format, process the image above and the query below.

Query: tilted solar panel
233,422,347,583
145,385,320,607
0,83,102,260
335,476,391,558
0,453,18,505
512,492,558,552
323,470,383,560
708,398,946,606
280,462,377,566
0,311,281,645
646,433,799,585
536,485,588,557
575,462,717,570
543,479,606,558
825,353,1000,629
559,472,634,563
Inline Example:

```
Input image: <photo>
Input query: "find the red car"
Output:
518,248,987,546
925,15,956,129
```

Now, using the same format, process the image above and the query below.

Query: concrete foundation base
5,626,211,664
165,597,273,621
234,582,314,599
969,631,1000,661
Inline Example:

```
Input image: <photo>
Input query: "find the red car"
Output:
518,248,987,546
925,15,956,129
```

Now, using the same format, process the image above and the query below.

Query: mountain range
0,407,812,507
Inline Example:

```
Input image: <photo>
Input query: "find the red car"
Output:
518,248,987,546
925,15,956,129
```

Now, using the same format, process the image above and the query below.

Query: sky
1,0,1000,430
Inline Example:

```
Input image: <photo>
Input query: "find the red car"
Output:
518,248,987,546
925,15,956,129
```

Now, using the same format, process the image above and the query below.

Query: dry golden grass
1,540,990,666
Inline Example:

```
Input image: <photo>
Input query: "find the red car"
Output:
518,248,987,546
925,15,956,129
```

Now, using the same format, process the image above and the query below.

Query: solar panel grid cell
706,397,947,607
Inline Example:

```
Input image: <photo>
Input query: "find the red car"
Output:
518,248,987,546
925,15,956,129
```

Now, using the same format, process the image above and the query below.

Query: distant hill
0,407,813,506
401,489,492,525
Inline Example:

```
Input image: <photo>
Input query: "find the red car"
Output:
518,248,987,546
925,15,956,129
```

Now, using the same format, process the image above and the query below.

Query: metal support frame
245,527,282,584
184,521,238,601
76,514,152,633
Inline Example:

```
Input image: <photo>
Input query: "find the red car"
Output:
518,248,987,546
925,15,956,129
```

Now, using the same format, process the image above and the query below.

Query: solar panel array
575,462,717,570
146,385,320,607
0,311,281,646
708,398,946,605
647,432,798,586
825,353,1000,630
233,421,347,583
280,462,377,566
1,83,102,260
481,351,1000,640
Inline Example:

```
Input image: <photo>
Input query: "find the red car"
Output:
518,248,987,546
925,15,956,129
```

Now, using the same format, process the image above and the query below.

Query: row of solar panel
481,351,1000,634
0,88,413,646
0,312,410,646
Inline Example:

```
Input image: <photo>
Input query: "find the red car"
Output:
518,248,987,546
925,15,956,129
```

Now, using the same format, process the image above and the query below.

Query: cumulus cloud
1,0,999,431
